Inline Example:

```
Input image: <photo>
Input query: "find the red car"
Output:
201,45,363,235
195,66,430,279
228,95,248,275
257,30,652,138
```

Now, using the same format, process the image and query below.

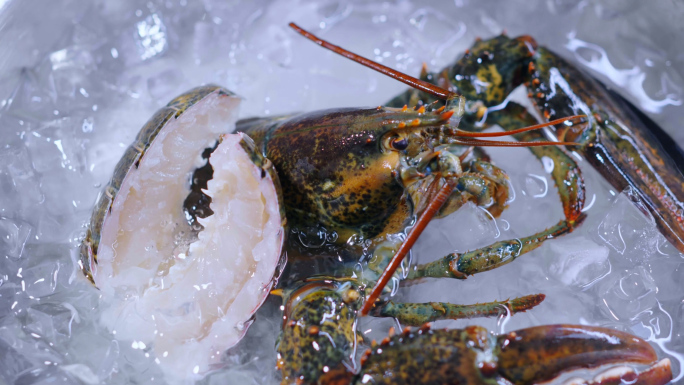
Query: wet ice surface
0,0,683,384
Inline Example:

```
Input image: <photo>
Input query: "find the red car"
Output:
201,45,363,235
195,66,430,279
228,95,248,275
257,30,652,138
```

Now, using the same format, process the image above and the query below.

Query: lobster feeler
289,22,457,101
289,22,585,147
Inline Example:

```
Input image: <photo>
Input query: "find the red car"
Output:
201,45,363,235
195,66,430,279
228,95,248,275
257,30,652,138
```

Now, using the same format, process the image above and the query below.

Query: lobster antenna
289,23,458,101
455,115,585,138
453,138,580,147
361,178,455,316
290,22,586,145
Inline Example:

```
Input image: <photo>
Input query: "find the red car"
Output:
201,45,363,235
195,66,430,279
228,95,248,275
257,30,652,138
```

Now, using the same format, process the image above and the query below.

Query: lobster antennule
361,178,455,316
289,22,459,101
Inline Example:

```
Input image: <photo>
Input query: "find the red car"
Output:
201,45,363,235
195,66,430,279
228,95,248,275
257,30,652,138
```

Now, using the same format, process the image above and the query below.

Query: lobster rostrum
234,25,672,384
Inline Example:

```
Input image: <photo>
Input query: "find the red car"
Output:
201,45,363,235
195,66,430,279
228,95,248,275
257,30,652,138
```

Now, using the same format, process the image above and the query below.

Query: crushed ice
0,0,683,384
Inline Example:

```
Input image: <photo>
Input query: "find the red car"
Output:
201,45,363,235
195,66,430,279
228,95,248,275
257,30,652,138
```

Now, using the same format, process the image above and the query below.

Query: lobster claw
354,324,672,385
495,325,672,385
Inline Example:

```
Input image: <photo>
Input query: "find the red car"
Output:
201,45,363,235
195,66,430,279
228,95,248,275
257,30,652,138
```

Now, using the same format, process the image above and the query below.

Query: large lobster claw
496,325,670,384
354,324,672,385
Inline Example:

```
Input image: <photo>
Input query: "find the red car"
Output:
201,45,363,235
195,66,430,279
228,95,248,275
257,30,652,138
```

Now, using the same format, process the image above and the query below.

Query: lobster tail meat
80,86,287,381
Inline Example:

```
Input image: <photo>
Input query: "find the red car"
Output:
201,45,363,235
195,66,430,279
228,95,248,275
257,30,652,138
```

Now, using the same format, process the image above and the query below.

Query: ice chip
1,1,683,384
0,318,63,376
14,367,78,385
599,265,657,321
0,217,32,260
22,261,63,298
6,69,59,122
24,303,75,345
49,47,96,72
21,244,71,298
0,285,16,320
546,236,610,287
413,202,500,262
60,363,99,385
96,340,120,380
523,174,549,199
0,339,35,381
596,188,660,262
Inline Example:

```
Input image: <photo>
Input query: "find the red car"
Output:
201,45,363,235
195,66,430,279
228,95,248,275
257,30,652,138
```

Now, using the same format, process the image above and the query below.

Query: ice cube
6,68,59,122
0,284,16,320
0,143,44,221
60,363,99,385
596,188,661,263
13,366,76,385
0,217,33,260
0,318,62,379
25,131,68,174
49,47,96,72
96,340,120,381
629,304,672,344
35,213,69,244
50,68,101,111
0,339,35,382
21,244,72,298
66,330,131,381
599,265,657,321
546,236,611,288
24,303,76,346
413,202,501,263
522,173,549,199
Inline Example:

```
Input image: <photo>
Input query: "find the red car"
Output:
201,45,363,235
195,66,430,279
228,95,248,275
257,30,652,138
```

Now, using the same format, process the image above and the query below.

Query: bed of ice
0,0,683,384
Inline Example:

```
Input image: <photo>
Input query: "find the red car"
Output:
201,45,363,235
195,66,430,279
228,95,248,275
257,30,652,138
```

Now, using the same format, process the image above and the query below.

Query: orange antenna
454,115,585,138
453,138,580,147
289,23,458,101
361,178,455,316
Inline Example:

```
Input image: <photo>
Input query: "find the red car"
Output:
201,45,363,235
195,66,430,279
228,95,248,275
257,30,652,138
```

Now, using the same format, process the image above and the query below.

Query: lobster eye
391,138,408,151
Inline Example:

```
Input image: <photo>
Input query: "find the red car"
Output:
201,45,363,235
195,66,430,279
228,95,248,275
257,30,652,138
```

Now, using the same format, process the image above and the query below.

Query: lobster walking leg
407,217,583,280
369,294,544,326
